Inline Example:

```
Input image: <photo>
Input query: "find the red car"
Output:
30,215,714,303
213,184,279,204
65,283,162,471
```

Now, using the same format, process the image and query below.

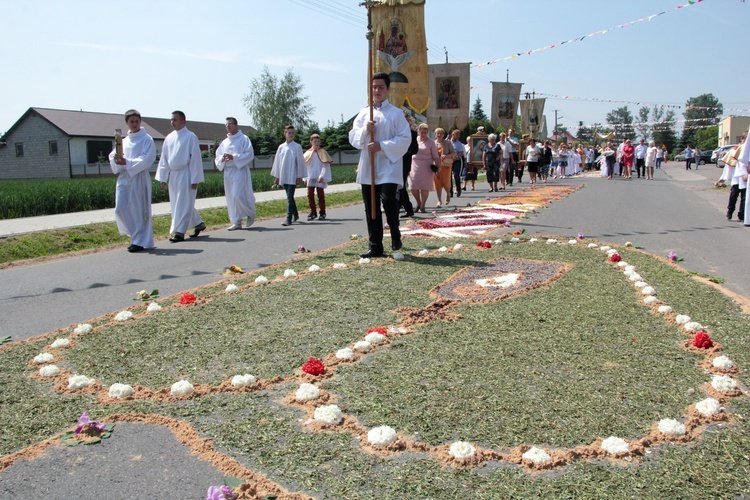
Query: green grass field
2,238,747,498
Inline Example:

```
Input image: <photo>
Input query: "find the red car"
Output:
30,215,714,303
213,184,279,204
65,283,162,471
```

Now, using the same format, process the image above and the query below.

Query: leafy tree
606,106,635,141
577,123,595,145
243,66,314,138
694,125,719,152
635,106,651,140
680,93,723,147
652,109,678,152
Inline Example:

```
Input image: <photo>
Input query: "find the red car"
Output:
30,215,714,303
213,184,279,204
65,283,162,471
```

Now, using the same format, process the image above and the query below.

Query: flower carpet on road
401,184,582,238
1,234,749,499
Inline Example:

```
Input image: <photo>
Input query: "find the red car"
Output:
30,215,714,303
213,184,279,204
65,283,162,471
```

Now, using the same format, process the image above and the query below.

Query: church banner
519,98,546,137
491,82,522,132
372,0,429,113
427,63,470,131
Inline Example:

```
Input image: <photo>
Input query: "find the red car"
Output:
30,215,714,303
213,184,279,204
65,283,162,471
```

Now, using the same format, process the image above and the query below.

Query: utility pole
444,46,448,63
554,110,562,142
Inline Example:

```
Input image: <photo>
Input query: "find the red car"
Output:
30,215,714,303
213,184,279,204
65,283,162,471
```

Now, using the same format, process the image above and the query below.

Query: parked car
673,151,686,162
713,144,738,168
672,149,712,165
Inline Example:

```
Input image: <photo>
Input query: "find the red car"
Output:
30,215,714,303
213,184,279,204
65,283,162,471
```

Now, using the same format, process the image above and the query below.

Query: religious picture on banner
377,18,415,83
528,105,540,128
436,77,459,109
470,135,488,165
498,95,515,120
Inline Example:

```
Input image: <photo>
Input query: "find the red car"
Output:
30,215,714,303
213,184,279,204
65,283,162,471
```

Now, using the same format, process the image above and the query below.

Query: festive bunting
474,0,705,68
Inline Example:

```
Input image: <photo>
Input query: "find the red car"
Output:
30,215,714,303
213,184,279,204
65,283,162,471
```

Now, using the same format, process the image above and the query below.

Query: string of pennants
474,0,705,68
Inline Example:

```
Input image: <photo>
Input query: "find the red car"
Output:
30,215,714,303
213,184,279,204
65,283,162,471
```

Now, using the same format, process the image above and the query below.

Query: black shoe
360,248,384,258
307,213,317,221
391,237,402,251
190,222,206,238
127,244,145,253
293,214,299,222
400,211,414,218
319,213,326,220
169,233,185,243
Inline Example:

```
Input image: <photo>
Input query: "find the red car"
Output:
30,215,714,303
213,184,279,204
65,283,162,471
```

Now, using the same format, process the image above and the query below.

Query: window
49,141,58,156
86,140,113,163
15,143,23,157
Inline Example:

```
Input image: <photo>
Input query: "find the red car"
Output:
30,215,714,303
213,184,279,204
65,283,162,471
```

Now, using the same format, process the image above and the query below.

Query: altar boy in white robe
215,117,256,230
733,133,750,226
108,109,156,252
155,111,206,242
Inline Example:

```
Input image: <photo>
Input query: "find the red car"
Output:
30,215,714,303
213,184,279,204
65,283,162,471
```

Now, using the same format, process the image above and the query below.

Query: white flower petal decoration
711,375,738,392
308,264,321,272
617,261,628,267
641,286,656,295
50,338,70,349
332,263,347,269
314,404,344,425
33,353,54,364
628,274,643,282
255,275,269,284
657,305,673,314
546,239,557,244
170,380,194,396
599,245,611,252
529,238,539,243
712,355,734,370
231,374,257,387
625,265,636,273
588,243,598,248
601,436,629,454
510,237,520,243
336,348,354,359
674,314,691,324
353,340,372,352
392,252,405,261
634,281,648,288
225,283,239,293
568,239,577,245
438,246,448,252
418,249,429,256
295,382,321,400
493,239,503,244
367,426,397,446
358,258,371,265
283,269,298,278
147,302,162,312
68,374,95,390
74,323,93,335
108,383,135,399
453,244,463,250
623,270,635,278
114,310,133,321
522,446,551,464
449,441,476,459
607,249,618,256
388,326,407,334
658,418,686,436
476,273,520,289
643,296,659,305
39,365,60,377
683,322,703,333
695,398,722,416
365,332,387,344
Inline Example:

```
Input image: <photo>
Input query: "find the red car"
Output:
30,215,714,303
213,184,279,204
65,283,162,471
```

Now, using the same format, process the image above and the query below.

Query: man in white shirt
634,139,648,178
108,109,156,252
349,72,411,258
270,125,305,226
215,117,256,230
155,111,206,242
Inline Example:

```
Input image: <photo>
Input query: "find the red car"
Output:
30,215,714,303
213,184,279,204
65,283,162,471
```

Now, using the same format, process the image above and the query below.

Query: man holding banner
349,72,411,258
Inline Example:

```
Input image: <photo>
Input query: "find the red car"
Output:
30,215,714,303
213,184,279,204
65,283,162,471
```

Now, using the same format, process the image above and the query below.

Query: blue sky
1,0,747,135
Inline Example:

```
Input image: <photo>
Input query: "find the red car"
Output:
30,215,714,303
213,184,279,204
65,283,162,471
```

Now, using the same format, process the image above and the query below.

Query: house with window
0,108,254,180
718,115,750,147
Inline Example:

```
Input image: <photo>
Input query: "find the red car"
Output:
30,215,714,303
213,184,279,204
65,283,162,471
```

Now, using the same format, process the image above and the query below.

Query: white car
713,144,738,168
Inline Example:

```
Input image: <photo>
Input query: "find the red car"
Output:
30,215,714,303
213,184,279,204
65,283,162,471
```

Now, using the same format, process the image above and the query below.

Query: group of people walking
717,133,750,225
598,139,667,180
109,110,333,252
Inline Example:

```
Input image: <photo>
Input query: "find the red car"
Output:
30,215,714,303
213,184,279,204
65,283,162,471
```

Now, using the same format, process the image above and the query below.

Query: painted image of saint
528,106,539,127
498,96,515,120
437,78,458,109
376,18,415,83
471,139,486,164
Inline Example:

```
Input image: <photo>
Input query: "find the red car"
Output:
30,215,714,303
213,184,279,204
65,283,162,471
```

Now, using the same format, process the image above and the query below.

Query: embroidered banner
491,82,522,131
372,0,429,113
519,98,545,138
427,63,471,131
